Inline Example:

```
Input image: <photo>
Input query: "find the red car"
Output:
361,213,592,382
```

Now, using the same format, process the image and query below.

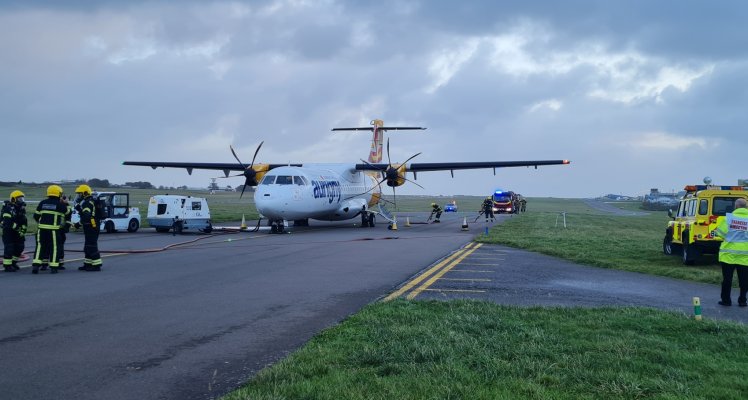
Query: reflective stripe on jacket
716,208,748,266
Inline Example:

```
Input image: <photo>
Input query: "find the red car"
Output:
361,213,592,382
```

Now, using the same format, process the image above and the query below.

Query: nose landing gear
269,219,286,234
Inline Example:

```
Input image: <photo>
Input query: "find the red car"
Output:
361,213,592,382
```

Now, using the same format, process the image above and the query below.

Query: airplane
123,119,570,233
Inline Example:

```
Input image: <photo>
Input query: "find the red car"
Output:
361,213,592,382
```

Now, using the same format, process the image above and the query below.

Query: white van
147,195,212,233
71,192,141,233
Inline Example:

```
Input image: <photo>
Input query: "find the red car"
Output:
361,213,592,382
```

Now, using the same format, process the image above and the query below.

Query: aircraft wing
122,161,301,176
355,160,570,172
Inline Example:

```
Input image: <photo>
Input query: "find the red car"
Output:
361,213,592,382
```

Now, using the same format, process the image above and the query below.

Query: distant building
642,188,681,210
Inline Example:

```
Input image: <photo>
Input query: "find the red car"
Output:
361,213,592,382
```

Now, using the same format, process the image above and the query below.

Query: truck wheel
681,232,699,265
127,219,139,233
202,223,212,234
105,221,115,234
662,236,681,256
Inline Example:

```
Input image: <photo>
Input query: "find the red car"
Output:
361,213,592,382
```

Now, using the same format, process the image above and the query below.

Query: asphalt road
0,211,489,400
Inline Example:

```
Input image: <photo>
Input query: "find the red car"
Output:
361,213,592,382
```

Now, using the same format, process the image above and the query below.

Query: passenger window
713,197,737,216
276,176,293,185
688,200,696,217
261,175,276,185
698,200,708,215
677,201,686,217
157,204,167,215
191,202,201,210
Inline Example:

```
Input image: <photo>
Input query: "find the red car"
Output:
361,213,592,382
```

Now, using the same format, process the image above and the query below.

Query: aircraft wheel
127,219,139,233
368,214,375,227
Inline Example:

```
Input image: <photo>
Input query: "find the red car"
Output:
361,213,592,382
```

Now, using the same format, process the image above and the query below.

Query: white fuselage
254,164,381,221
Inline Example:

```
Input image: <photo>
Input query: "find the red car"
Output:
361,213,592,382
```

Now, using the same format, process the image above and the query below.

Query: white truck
71,192,141,233
147,195,212,233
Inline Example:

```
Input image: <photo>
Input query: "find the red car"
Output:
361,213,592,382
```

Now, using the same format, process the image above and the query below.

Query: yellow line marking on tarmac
457,262,502,265
450,269,494,273
407,243,482,300
383,244,472,302
438,278,492,282
423,288,486,293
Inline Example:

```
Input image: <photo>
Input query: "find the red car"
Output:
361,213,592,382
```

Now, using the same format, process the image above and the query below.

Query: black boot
50,267,58,274
40,264,48,271
78,263,90,271
3,265,14,272
84,265,102,272
12,263,19,271
32,265,39,274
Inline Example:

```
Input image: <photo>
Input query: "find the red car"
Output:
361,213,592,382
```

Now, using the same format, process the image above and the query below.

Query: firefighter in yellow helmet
74,184,102,271
32,185,71,274
428,202,442,223
2,190,27,272
481,196,495,223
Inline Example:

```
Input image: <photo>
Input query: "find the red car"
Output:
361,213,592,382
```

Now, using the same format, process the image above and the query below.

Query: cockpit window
261,175,276,185
276,176,293,185
293,176,308,186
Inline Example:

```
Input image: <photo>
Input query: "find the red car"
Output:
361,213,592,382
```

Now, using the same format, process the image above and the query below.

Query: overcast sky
2,0,746,198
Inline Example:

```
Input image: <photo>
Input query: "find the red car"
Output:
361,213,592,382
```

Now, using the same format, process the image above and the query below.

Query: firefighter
74,185,102,271
428,203,442,223
520,198,527,212
57,195,73,270
32,185,70,274
713,198,748,306
2,190,26,272
482,196,495,222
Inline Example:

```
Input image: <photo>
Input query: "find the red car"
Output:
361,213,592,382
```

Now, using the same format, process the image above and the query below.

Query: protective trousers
483,206,494,222
720,262,748,305
2,229,16,270
83,226,102,268
33,229,61,268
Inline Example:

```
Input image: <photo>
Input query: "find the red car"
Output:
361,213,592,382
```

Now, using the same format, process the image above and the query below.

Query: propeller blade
359,159,385,171
401,152,422,166
386,139,392,167
342,177,386,202
402,177,425,189
250,141,264,167
230,145,246,169
240,183,247,199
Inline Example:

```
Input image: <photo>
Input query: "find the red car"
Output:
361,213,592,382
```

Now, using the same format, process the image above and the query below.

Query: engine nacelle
385,164,407,187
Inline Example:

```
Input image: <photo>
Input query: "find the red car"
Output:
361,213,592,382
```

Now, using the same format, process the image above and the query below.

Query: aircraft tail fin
332,119,425,163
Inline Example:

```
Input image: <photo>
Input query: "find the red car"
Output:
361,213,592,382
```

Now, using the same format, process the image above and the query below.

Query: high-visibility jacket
33,197,70,230
714,207,748,266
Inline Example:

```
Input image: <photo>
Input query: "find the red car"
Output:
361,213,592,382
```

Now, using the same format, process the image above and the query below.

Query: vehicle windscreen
713,197,739,216
493,195,511,202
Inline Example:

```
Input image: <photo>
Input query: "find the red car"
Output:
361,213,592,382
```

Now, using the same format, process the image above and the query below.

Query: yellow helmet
10,190,25,202
431,202,436,207
75,184,92,196
47,185,63,197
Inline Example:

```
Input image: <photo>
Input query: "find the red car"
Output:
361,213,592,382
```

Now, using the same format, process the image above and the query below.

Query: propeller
344,139,423,208
226,141,264,198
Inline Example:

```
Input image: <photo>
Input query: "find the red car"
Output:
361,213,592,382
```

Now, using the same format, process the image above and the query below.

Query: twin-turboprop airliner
124,119,570,233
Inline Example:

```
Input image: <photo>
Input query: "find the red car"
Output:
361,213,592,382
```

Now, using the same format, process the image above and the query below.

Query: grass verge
224,300,748,400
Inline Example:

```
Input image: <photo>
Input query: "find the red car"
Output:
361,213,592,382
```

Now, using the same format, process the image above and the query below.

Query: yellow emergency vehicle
664,182,748,265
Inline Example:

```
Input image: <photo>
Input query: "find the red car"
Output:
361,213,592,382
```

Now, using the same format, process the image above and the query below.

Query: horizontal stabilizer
332,126,426,132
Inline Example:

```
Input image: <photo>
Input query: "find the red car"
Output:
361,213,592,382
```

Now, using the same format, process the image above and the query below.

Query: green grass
476,198,723,285
224,300,748,400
